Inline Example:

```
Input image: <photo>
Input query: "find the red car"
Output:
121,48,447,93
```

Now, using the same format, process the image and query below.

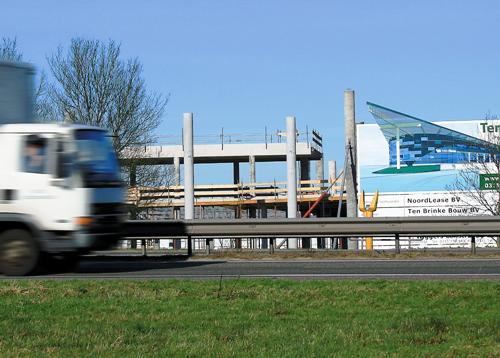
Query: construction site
122,93,358,251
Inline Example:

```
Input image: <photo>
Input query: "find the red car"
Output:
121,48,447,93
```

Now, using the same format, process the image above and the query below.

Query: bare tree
448,113,500,247
47,38,168,156
0,37,22,62
0,37,50,121
47,38,171,219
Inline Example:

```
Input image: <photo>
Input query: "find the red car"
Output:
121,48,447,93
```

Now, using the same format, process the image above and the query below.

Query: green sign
479,174,500,190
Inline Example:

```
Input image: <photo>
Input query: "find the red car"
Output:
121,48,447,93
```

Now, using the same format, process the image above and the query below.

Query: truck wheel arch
0,214,45,247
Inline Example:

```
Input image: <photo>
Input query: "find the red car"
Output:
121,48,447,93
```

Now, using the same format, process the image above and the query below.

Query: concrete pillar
173,156,181,249
249,155,257,219
286,116,298,249
300,160,311,249
328,160,337,184
316,161,337,249
316,157,324,186
260,204,268,249
300,159,310,185
249,200,257,250
173,207,181,249
129,164,138,248
234,206,241,248
249,155,256,184
233,161,240,184
130,164,137,187
344,90,358,250
173,157,181,186
183,113,195,221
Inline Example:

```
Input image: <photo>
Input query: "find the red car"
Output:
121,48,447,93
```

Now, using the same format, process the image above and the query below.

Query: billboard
357,103,498,248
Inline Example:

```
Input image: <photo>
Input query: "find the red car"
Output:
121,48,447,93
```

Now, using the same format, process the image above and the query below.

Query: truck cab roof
0,122,106,135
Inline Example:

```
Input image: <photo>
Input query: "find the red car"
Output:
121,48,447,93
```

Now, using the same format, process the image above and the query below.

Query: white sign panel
357,117,498,248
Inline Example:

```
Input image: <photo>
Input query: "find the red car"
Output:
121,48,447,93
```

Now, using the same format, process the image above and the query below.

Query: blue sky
2,0,500,183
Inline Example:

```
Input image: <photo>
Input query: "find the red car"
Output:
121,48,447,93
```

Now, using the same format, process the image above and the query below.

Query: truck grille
90,203,126,233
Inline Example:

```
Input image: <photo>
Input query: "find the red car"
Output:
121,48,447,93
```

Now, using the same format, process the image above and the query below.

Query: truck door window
23,135,47,174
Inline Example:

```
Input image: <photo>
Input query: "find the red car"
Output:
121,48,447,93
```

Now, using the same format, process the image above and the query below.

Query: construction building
122,118,346,250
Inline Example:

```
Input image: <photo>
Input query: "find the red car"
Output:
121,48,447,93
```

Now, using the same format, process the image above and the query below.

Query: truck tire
0,229,40,276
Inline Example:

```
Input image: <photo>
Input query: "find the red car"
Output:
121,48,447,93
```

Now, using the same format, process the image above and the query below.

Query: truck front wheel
0,229,40,276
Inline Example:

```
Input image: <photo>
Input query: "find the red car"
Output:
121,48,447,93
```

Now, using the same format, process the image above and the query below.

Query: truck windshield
74,130,121,186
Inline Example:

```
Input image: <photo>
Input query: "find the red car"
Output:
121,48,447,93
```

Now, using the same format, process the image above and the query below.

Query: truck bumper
42,230,122,253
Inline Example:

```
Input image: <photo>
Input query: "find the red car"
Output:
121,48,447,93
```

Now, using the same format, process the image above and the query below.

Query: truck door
18,134,79,232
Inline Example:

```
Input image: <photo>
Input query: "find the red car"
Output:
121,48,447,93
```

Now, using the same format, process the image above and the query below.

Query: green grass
0,280,499,357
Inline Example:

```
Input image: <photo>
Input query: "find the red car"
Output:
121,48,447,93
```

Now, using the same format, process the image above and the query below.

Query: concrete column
344,90,358,250
286,116,298,249
328,160,337,184
129,164,138,248
233,161,240,184
234,206,241,248
183,113,195,220
173,156,181,249
327,160,337,250
249,155,256,184
260,204,268,249
172,140,180,248
300,160,311,249
248,200,257,249
173,157,181,185
316,157,324,186
173,207,181,249
300,159,310,185
130,164,137,187
249,155,257,218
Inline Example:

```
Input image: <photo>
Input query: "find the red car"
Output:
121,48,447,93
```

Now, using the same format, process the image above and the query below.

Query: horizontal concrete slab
122,142,322,164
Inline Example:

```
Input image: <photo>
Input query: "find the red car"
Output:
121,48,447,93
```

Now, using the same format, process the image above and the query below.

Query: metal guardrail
124,216,500,239
124,216,499,255
124,216,500,255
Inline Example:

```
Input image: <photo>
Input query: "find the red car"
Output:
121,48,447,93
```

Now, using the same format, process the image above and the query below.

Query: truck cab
0,123,126,275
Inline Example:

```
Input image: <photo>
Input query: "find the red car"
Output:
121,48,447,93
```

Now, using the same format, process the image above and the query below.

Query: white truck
0,61,126,275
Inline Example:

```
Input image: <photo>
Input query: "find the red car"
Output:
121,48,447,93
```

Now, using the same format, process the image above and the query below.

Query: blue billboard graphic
358,103,492,193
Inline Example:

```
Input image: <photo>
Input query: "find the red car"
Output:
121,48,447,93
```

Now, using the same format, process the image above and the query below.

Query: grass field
0,280,498,357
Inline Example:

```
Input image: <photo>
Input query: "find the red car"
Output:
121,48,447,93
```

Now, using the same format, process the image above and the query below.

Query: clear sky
2,0,500,183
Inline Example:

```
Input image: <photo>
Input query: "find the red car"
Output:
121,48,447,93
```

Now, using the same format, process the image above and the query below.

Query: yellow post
359,190,379,251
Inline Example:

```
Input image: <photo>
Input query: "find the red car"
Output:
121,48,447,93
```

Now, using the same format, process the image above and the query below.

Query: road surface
2,257,500,280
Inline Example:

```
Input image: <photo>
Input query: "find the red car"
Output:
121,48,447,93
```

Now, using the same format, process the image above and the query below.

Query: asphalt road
4,257,500,280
